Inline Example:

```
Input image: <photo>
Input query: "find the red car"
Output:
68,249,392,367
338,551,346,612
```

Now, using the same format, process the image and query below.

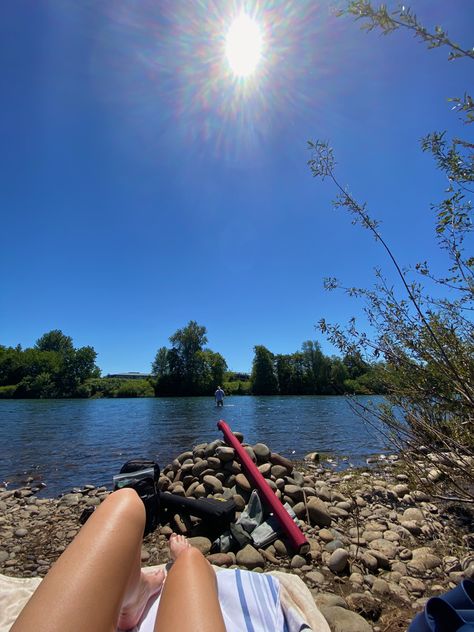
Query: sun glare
225,13,263,78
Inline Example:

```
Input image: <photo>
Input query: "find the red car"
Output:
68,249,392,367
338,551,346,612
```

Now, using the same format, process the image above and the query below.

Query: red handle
217,419,309,554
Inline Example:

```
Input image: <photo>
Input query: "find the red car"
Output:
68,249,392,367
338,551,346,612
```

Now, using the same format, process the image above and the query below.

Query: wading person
215,385,225,407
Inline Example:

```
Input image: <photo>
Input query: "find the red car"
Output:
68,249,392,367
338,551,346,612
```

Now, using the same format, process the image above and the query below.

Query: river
0,396,387,496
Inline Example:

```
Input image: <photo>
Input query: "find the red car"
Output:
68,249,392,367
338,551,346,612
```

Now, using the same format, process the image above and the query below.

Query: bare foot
169,533,191,561
118,568,165,630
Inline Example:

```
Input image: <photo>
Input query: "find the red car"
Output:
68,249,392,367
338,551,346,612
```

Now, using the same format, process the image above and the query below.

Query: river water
0,396,387,496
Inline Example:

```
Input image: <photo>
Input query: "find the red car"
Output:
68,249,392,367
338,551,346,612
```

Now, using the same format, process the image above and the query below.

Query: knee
177,545,208,567
104,487,145,523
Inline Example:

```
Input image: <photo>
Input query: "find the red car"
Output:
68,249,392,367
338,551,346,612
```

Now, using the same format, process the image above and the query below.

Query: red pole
217,420,309,554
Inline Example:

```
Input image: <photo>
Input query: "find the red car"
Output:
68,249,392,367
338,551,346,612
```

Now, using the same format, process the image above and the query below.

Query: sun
225,13,263,78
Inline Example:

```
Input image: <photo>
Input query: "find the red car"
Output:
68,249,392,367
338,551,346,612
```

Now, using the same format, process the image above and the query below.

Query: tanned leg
154,535,226,632
11,488,164,632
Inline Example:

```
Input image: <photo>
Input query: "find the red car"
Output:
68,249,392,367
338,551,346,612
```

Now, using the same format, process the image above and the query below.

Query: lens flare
225,13,263,77
95,1,343,161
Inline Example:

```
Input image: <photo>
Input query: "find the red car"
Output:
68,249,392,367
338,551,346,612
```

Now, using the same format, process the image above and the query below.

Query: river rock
202,475,223,493
207,457,221,470
319,528,335,543
192,460,209,477
403,508,424,522
235,474,251,492
207,553,233,566
269,452,293,472
236,545,265,570
188,537,212,555
290,555,306,569
319,606,373,632
400,576,426,596
328,548,349,573
314,593,347,609
401,520,422,535
368,539,397,560
14,528,28,538
307,497,332,527
284,485,304,502
271,465,289,479
215,447,234,462
253,443,271,462
258,463,272,477
305,570,326,587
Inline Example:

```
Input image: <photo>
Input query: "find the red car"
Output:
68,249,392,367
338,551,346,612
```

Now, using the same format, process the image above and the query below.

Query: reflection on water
0,396,386,496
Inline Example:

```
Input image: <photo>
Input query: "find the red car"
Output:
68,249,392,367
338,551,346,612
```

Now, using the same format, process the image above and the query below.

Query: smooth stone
253,443,271,461
236,545,265,570
284,485,304,502
372,578,390,596
207,457,221,470
235,474,251,492
306,570,326,587
59,493,81,506
401,520,422,535
14,529,28,538
271,465,289,479
290,555,306,569
292,502,307,519
319,606,372,632
400,576,426,596
328,548,349,573
176,451,193,463
215,447,234,462
207,553,233,566
243,446,257,463
392,484,410,497
403,508,424,522
325,540,345,554
0,551,9,563
316,486,332,502
192,461,209,477
257,463,272,477
313,593,347,609
369,539,397,559
319,528,335,543
269,453,294,473
202,475,223,493
188,537,212,555
307,497,332,528
274,540,290,556
260,548,279,564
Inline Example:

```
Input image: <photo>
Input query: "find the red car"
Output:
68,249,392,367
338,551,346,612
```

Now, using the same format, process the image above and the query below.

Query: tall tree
35,330,74,354
251,345,278,395
152,322,227,395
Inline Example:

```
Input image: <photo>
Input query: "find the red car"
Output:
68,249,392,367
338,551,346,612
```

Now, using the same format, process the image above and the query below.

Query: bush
0,385,17,398
223,380,252,395
114,380,155,398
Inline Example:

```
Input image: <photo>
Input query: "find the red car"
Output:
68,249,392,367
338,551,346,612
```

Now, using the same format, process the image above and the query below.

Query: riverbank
1,434,473,632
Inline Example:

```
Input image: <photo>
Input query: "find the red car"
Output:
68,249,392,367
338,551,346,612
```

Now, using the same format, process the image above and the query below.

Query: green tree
152,322,227,395
309,2,474,500
35,330,74,354
251,345,278,395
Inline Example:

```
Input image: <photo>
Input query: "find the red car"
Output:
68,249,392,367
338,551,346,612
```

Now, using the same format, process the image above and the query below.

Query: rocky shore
1,432,473,631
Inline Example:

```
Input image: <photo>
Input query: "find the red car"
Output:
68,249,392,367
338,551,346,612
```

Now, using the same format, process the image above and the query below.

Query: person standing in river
214,386,225,407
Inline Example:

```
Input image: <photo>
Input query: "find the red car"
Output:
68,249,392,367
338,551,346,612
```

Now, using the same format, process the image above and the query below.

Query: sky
1,1,473,375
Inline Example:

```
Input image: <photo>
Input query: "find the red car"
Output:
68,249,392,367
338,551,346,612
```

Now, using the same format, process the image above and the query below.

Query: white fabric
1,567,331,632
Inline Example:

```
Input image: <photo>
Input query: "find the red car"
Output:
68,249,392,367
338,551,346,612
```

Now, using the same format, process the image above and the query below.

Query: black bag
114,459,161,537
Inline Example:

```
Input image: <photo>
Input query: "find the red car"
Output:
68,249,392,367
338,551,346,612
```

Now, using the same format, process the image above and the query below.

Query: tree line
0,321,384,399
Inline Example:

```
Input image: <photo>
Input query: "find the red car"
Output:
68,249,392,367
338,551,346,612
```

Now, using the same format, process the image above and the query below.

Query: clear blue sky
1,1,472,374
